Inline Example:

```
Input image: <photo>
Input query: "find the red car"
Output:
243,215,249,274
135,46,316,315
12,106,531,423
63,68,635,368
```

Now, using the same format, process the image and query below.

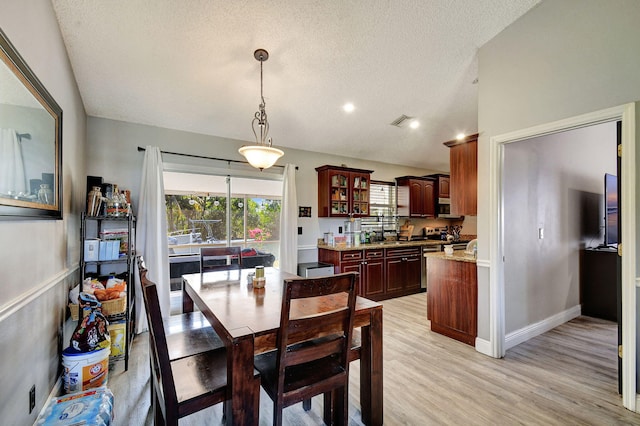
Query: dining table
182,267,383,426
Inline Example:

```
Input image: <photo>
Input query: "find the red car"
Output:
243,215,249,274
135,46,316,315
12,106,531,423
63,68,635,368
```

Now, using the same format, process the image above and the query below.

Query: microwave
437,198,462,219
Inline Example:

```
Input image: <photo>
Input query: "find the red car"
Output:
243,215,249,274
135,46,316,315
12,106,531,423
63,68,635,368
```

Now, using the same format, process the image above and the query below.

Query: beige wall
478,0,640,340
0,1,87,424
86,116,443,261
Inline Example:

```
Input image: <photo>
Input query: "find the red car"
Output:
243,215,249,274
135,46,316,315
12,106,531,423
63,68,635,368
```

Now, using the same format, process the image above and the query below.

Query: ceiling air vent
390,114,413,127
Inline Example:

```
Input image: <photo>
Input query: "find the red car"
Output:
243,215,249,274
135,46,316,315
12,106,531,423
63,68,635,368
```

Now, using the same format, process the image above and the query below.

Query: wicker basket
69,296,127,321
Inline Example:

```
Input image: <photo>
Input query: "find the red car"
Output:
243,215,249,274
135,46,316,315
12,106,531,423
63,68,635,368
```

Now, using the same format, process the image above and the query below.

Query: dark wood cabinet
426,174,450,199
396,176,436,218
427,257,477,346
316,165,373,217
318,246,420,301
580,248,618,322
385,246,421,297
438,176,450,199
363,250,385,299
444,134,478,216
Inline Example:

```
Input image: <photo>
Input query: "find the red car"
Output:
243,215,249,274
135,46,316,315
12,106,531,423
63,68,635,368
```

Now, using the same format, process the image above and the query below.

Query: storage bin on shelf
69,296,126,321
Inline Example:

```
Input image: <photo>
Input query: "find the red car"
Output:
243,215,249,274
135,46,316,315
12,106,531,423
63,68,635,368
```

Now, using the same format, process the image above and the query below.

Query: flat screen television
604,173,618,246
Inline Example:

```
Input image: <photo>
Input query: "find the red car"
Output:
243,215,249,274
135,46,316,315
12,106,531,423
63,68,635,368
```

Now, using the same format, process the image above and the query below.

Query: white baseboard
505,305,581,350
475,337,493,357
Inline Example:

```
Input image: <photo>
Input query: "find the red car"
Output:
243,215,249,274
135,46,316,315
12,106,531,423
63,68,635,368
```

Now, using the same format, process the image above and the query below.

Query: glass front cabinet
316,165,372,218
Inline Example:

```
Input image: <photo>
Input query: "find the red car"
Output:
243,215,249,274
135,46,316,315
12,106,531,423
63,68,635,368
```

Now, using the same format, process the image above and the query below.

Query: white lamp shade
239,145,284,170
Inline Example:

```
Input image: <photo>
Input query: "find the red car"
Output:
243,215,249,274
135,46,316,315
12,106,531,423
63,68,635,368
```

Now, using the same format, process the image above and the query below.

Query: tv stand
579,248,619,322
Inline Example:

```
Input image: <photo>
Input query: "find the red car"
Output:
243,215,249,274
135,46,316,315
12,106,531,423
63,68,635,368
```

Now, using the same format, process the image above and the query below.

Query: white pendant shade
239,145,284,170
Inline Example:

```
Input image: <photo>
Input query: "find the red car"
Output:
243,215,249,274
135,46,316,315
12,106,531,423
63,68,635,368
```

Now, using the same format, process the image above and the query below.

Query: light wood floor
107,292,640,425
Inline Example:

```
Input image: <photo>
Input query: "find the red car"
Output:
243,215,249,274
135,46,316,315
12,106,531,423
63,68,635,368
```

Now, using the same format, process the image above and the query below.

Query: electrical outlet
297,226,302,235
538,227,544,239
338,226,343,234
29,385,35,414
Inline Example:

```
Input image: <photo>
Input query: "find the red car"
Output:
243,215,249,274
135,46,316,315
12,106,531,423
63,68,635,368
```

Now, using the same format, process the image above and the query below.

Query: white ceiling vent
390,114,413,128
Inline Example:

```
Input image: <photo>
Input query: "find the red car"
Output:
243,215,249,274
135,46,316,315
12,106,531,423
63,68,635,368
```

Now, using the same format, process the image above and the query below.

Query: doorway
501,121,619,390
487,103,637,410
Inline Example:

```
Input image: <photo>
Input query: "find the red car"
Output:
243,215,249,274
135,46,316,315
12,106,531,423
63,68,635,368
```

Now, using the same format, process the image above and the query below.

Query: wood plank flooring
107,292,640,425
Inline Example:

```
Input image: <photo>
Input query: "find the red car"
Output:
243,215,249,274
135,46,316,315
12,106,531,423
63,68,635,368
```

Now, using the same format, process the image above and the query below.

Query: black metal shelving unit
80,212,136,371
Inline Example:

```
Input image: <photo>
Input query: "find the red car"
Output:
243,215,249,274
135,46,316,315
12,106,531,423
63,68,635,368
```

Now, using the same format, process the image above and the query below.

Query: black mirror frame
0,27,63,220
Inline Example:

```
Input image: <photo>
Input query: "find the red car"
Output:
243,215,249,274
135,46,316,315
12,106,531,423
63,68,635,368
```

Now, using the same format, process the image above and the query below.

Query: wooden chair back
255,272,357,425
141,275,180,416
200,246,242,272
141,273,230,424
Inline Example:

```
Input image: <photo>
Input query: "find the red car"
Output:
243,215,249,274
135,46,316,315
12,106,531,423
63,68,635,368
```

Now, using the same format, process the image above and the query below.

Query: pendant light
238,49,284,170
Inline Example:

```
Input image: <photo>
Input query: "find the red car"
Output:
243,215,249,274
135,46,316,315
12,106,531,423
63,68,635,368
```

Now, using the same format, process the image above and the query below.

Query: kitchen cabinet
396,176,436,218
427,256,477,346
426,173,450,199
363,249,386,299
316,165,373,217
385,246,421,297
318,246,419,301
444,134,478,216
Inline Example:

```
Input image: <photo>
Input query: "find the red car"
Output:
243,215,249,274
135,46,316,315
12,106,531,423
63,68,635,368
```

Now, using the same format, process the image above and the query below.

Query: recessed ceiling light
409,120,420,129
343,103,355,113
456,133,466,140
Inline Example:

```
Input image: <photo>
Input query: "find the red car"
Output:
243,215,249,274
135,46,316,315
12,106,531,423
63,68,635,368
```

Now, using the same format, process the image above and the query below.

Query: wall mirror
0,28,62,219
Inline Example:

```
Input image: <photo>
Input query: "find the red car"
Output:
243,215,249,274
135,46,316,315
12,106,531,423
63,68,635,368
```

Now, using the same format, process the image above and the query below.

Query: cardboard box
98,241,108,261
109,240,120,260
84,239,100,261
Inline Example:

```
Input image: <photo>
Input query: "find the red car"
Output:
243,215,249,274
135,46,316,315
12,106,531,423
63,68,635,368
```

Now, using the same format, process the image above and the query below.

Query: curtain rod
137,146,297,170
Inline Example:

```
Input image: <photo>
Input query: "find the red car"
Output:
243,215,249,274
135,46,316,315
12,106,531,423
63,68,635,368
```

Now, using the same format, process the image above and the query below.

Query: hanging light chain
252,49,272,147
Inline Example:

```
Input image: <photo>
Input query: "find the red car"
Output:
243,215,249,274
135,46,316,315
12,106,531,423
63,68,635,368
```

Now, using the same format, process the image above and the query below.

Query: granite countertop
318,240,449,251
425,249,477,263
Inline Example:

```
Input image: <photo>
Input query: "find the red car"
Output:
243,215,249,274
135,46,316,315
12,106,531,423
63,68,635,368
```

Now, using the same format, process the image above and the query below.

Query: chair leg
323,388,347,426
336,385,348,425
274,401,284,426
323,392,332,425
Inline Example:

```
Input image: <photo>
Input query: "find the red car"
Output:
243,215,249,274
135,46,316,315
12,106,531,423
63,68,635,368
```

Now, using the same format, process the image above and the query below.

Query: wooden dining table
182,267,383,426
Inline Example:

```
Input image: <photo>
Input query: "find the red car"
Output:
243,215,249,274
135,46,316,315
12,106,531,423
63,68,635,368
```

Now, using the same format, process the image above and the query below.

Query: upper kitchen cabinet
316,165,373,217
426,174,450,199
444,134,478,216
396,176,436,218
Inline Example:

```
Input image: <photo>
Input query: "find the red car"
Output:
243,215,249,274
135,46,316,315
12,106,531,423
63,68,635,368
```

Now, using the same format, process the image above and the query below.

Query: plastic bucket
62,347,109,393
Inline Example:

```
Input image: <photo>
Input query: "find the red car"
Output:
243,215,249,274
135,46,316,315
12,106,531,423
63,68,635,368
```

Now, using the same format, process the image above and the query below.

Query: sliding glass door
164,172,282,267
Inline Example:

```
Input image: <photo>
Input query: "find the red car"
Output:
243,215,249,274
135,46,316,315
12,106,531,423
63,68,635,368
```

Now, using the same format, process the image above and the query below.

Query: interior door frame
487,103,637,411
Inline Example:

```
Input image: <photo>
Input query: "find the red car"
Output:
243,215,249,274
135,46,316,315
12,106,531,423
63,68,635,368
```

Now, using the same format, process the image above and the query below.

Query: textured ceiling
52,0,540,170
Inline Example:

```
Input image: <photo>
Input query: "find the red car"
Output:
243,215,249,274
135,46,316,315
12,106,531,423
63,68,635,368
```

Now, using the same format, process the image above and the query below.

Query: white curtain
278,164,298,274
0,128,27,195
135,146,170,333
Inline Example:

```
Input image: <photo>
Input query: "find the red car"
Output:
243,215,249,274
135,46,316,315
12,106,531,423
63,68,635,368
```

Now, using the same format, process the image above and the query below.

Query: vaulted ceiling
53,0,540,171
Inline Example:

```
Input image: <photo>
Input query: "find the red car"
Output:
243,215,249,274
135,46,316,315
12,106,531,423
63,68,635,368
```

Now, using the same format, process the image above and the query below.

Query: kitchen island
426,250,477,345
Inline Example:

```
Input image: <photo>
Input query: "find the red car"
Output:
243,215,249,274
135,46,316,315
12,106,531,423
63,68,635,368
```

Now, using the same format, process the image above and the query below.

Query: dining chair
138,255,229,418
253,272,358,426
200,246,242,272
141,272,260,425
